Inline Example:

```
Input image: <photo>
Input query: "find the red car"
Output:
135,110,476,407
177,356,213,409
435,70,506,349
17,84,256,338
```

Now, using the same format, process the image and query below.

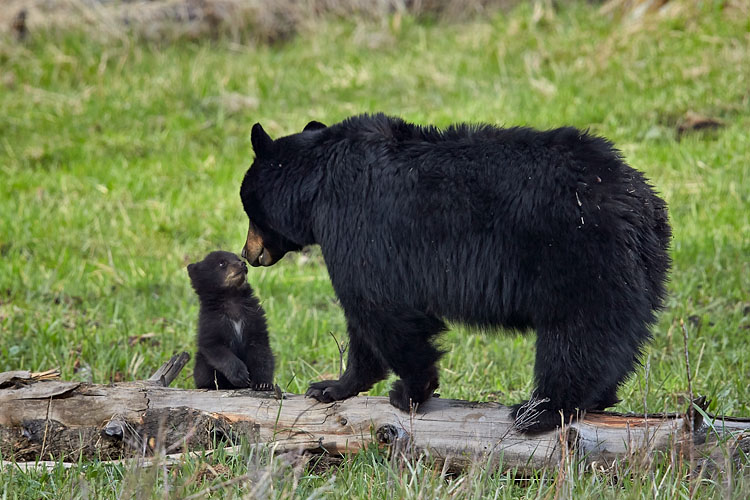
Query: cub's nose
240,261,248,272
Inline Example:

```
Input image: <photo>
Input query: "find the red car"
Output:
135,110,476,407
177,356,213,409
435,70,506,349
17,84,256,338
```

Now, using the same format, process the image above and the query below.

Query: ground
0,1,749,498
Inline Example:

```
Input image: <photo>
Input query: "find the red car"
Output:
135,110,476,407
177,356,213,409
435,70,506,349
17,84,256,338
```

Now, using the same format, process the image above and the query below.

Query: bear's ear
187,263,197,277
303,120,326,131
251,123,275,157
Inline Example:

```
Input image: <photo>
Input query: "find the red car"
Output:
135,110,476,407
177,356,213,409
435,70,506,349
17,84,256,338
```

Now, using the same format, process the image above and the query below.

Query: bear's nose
241,261,247,271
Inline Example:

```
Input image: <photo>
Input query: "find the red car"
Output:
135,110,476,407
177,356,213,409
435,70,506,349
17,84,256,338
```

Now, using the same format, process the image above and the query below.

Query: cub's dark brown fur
188,251,274,390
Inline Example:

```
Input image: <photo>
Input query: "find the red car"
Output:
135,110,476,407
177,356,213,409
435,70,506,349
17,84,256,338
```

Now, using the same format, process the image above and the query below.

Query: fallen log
1,355,748,473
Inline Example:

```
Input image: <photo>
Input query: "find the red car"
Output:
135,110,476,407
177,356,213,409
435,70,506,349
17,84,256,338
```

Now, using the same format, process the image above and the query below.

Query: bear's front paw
305,380,356,403
389,379,437,412
389,380,414,412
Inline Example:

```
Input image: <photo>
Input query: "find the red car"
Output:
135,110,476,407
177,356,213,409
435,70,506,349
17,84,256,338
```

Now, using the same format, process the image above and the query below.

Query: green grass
1,1,749,497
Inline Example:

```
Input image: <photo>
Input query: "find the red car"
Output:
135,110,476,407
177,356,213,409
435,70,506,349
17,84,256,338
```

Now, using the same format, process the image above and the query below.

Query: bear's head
187,250,249,295
240,121,325,267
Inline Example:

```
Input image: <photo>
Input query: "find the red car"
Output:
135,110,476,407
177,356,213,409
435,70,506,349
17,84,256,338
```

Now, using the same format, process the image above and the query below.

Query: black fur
188,251,274,391
240,113,671,433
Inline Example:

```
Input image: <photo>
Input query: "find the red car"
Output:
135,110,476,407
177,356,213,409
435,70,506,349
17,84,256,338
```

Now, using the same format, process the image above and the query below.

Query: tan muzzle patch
242,222,264,261
223,270,246,287
241,221,275,266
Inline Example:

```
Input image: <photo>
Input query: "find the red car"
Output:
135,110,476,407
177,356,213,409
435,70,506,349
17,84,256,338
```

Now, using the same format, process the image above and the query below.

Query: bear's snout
242,222,266,265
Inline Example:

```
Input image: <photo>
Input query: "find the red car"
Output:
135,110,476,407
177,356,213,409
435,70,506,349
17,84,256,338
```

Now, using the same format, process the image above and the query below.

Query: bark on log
1,361,748,473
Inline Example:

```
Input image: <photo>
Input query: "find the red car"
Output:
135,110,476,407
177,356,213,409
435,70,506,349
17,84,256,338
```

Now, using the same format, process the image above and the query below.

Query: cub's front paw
305,380,357,403
225,364,251,388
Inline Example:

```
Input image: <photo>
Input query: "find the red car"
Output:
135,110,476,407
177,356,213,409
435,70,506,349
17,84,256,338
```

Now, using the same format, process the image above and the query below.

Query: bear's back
312,114,667,327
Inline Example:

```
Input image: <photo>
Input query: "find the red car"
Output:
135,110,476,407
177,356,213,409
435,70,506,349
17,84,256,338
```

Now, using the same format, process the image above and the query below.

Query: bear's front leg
372,310,445,412
335,307,446,412
306,332,388,403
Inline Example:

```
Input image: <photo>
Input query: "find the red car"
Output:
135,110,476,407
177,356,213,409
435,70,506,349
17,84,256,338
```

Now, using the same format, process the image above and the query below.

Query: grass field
1,1,749,497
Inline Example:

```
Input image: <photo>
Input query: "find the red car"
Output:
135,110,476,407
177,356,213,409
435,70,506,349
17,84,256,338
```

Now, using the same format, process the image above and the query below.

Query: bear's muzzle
242,222,276,267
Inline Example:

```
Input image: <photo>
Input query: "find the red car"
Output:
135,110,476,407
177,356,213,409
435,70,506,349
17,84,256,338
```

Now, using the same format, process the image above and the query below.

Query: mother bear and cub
239,113,671,433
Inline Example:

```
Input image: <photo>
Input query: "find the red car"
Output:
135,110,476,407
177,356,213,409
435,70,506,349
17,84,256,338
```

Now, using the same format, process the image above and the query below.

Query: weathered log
1,361,748,473
147,351,191,387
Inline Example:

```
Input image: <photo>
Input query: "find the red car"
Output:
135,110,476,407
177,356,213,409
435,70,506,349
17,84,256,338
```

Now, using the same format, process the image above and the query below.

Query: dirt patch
676,110,725,138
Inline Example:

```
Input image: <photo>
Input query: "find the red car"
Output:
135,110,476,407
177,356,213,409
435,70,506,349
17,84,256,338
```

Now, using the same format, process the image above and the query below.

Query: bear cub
188,250,274,390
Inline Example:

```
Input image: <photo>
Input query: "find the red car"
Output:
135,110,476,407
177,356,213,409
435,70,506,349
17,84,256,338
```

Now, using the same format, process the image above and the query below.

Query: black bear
239,114,671,433
188,251,275,391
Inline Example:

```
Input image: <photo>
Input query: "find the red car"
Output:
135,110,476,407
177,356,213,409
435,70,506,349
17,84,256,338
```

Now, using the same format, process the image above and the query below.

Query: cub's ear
186,263,196,276
303,120,326,131
251,123,275,157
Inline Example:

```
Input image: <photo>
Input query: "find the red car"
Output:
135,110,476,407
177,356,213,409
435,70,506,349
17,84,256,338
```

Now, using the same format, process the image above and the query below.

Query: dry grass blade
511,396,550,433
31,369,60,381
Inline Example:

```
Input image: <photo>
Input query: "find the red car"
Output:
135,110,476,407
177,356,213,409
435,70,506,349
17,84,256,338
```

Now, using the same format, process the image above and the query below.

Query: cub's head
239,120,326,267
187,251,248,295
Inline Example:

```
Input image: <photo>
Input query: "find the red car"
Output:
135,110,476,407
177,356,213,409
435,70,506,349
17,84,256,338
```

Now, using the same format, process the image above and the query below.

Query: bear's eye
219,260,227,268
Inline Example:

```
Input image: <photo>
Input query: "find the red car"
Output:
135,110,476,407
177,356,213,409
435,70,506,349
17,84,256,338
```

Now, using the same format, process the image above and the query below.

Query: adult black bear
188,251,275,391
239,114,670,433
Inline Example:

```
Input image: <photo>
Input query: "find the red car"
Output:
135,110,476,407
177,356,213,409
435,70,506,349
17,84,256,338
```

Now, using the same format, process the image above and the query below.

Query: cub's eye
219,261,227,268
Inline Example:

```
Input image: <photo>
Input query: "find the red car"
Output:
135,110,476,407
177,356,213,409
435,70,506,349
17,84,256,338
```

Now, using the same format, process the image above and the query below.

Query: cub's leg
245,343,275,391
196,345,251,389
194,351,234,389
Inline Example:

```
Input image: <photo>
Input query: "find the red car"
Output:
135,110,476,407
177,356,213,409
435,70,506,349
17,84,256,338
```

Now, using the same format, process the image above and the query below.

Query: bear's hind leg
513,316,646,433
589,384,622,411
587,353,643,411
